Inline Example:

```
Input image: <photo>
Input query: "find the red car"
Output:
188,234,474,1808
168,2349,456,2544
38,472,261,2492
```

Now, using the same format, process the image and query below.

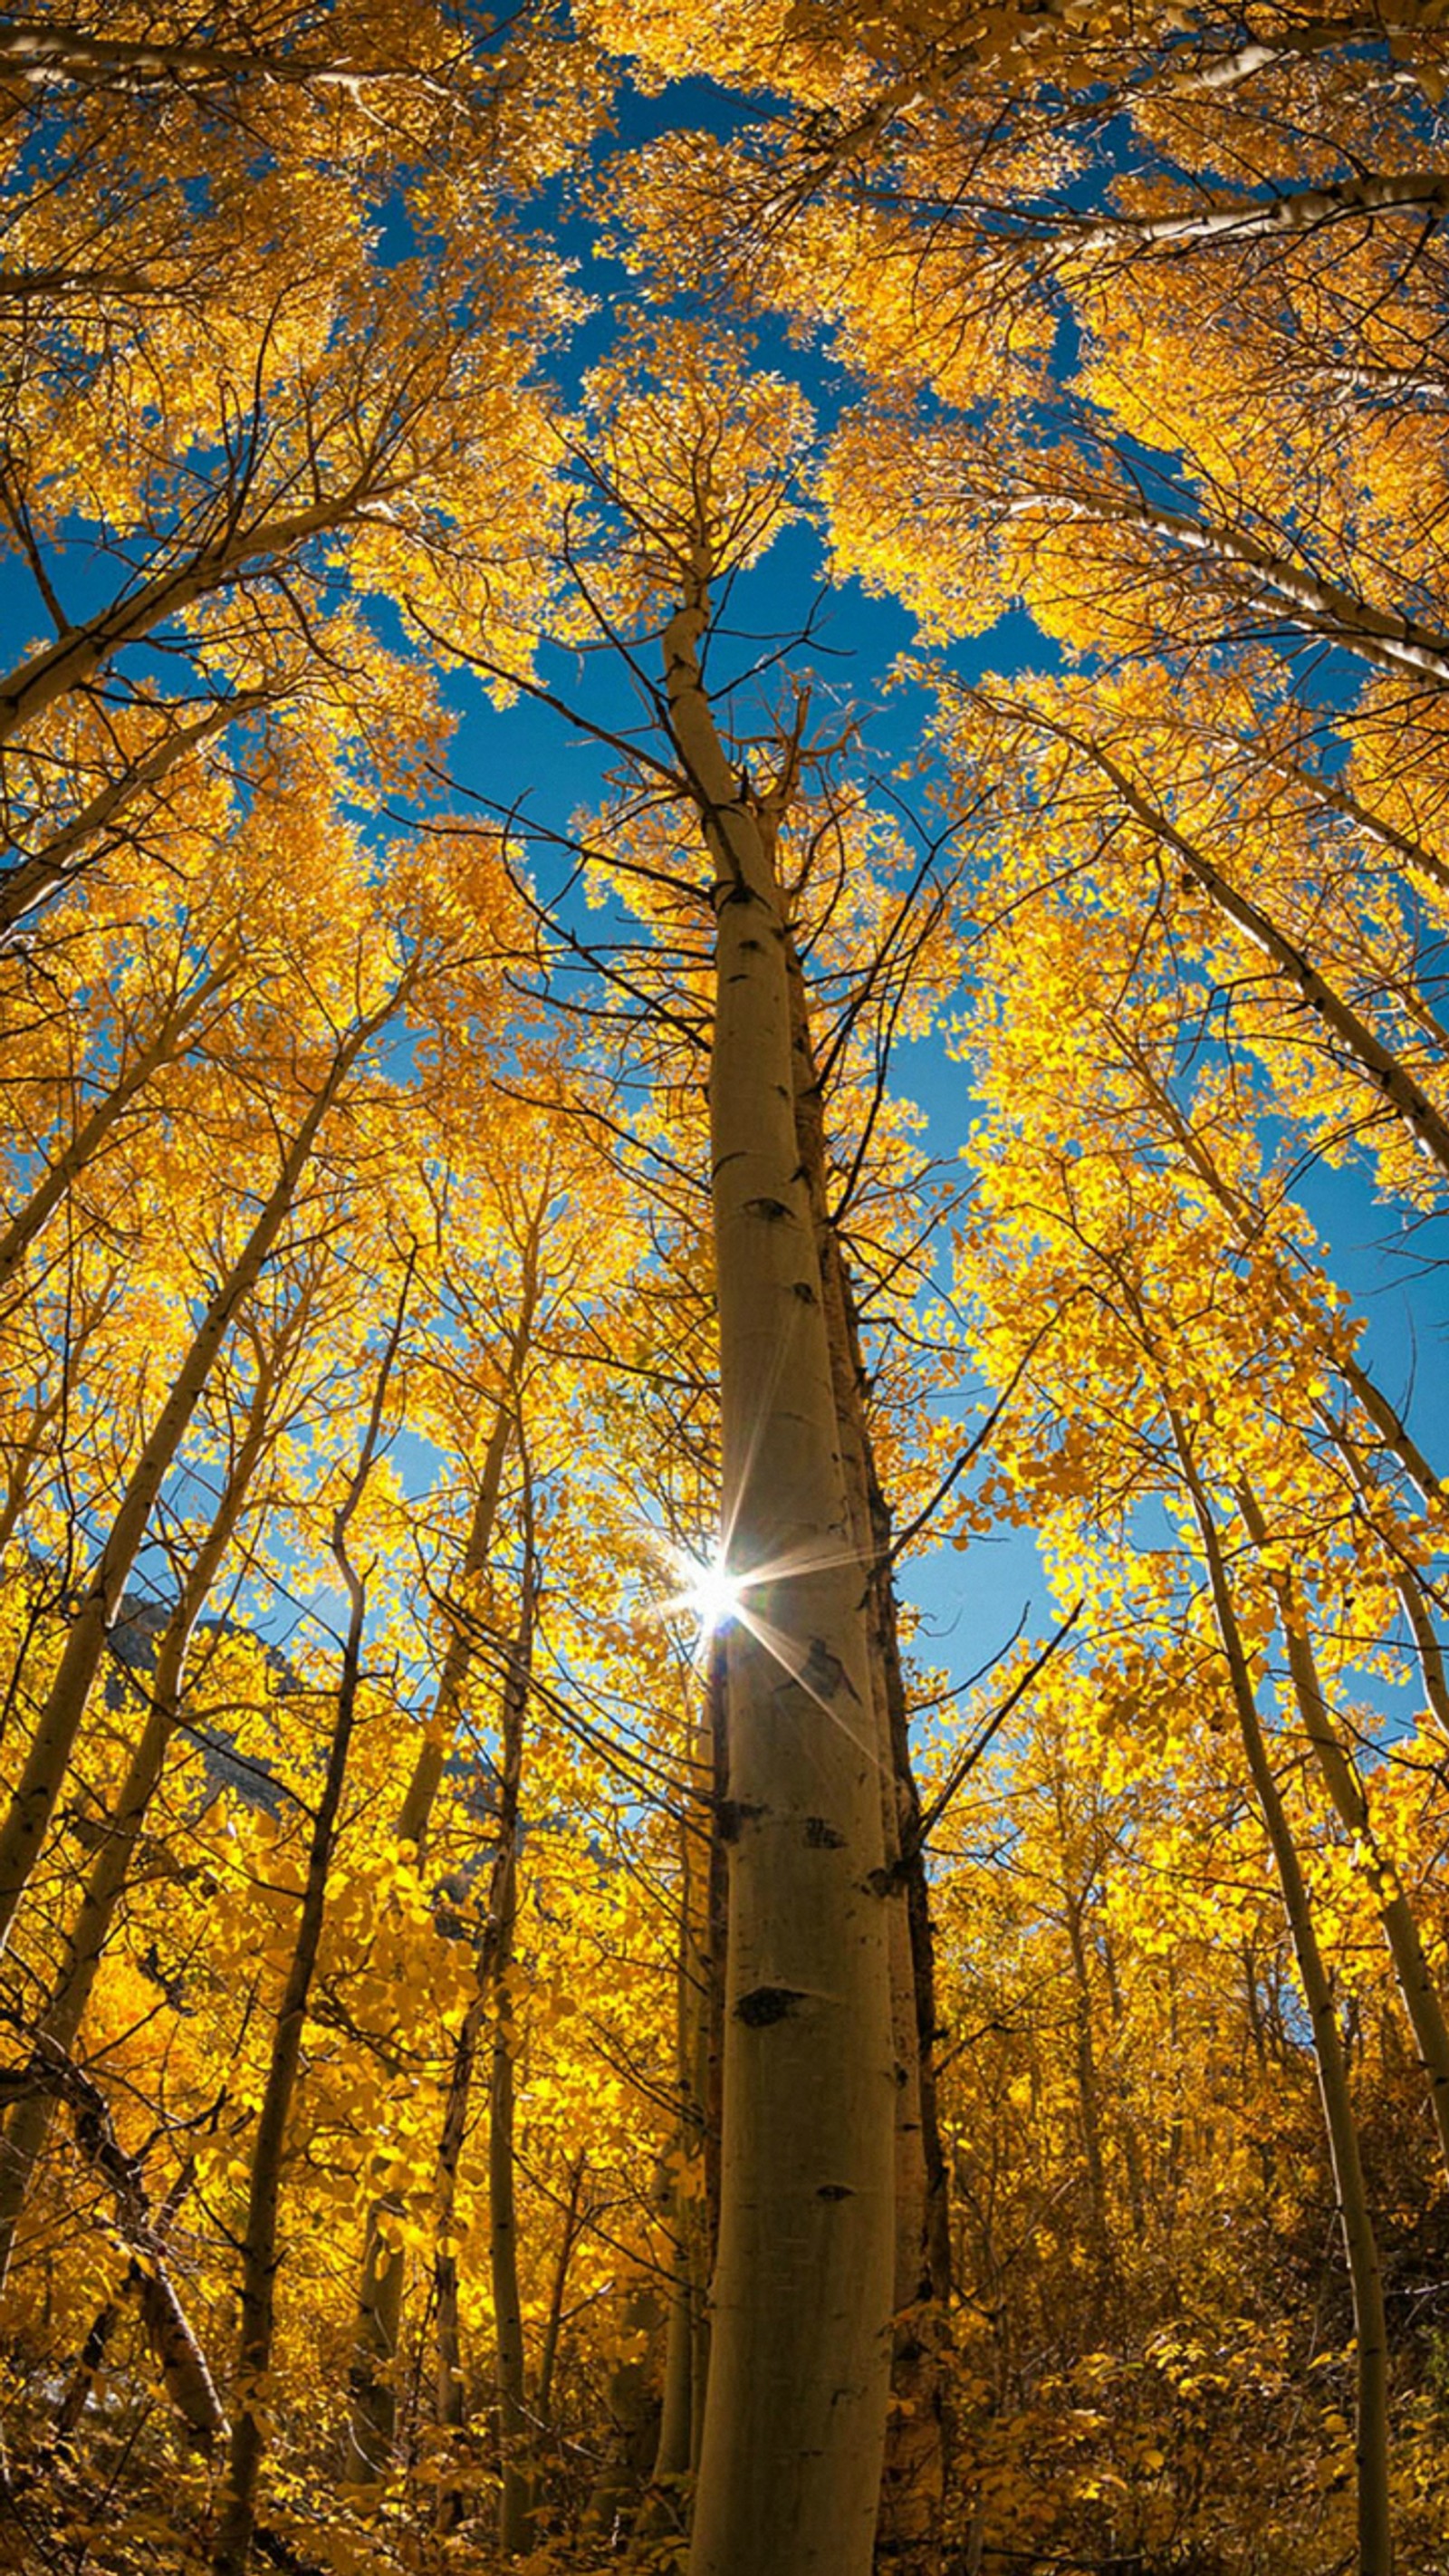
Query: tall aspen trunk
0,995,398,1957
434,1987,487,2452
664,550,894,2576
702,1633,727,2288
344,1283,533,2485
782,925,947,2565
487,1542,533,2561
641,1754,715,2527
1178,1434,1392,2576
0,1359,277,2291
1062,1884,1116,2301
1099,1922,1147,2241
433,1529,535,2549
488,2009,528,2553
1238,1491,1449,2187
213,1291,406,2576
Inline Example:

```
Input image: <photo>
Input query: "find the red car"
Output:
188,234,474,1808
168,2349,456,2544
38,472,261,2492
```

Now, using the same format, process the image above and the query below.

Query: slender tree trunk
0,1382,65,1562
1238,1492,1449,2186
434,1986,488,2455
432,1527,536,2549
0,992,400,1956
664,547,894,2576
1328,1423,1449,1742
1031,485,1449,692
3,2051,226,2449
212,1286,407,2574
343,1284,534,2484
534,2150,586,2447
1062,1880,1116,2301
586,2277,666,2543
533,2143,584,2462
0,1360,277,2290
0,485,374,751
488,1543,533,2561
1179,1432,1392,2576
1099,1923,1147,2241
640,1764,714,2532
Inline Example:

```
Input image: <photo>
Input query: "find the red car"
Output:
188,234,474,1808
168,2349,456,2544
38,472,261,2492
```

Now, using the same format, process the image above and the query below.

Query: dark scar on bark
717,1798,764,1843
734,1985,807,2027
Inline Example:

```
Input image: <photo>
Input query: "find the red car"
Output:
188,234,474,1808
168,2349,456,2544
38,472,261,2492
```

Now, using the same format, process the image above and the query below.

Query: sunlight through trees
1,6,1447,2574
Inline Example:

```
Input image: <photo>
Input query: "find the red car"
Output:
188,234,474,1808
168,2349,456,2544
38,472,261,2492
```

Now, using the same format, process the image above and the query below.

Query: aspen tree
0,1291,309,2292
1177,1432,1393,2576
0,968,415,1956
1236,1488,1449,2186
640,1749,713,2520
434,325,907,2565
0,2047,228,2453
343,1254,541,2481
484,1505,536,2559
782,908,948,2562
973,693,1449,1188
213,1264,411,2576
661,542,894,2576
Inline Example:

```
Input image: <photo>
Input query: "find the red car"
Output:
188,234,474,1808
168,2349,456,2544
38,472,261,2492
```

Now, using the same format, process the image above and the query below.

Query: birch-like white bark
664,549,894,2576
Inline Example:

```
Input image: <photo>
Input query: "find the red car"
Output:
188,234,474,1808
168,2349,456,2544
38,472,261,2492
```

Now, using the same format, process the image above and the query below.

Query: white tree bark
663,546,895,2576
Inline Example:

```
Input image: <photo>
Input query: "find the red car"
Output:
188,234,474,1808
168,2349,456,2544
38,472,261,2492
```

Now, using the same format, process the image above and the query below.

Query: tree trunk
488,1546,533,2561
432,1525,536,2547
1179,1432,1392,2576
212,1284,407,2574
0,485,378,752
663,547,894,2576
640,1757,715,2533
1055,719,1449,1181
0,1353,277,2290
1238,1494,1449,2187
0,988,402,1957
781,921,947,2567
1135,1053,1445,1509
344,1283,534,2485
534,2151,586,2461
0,697,254,942
434,1988,488,2453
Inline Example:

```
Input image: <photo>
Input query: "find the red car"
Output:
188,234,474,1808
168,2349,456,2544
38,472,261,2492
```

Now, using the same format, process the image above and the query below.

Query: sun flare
673,1555,744,1636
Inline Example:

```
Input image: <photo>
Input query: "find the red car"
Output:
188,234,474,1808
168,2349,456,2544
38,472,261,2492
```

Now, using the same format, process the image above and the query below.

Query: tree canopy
0,7,1447,2575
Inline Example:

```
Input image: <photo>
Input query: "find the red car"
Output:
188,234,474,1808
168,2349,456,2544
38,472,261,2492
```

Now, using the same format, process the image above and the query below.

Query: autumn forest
2,5,1449,2573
